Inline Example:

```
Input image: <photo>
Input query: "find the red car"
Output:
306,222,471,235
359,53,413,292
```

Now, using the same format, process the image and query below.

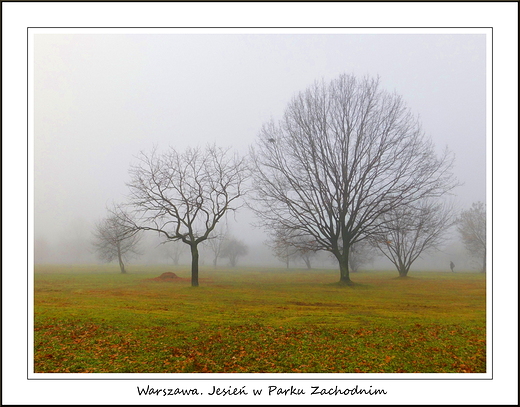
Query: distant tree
250,74,459,285
121,145,249,286
348,241,376,273
370,200,456,277
92,212,142,273
274,228,319,269
266,227,301,269
205,224,229,268
457,201,486,273
298,242,319,269
159,238,184,265
220,237,249,267
268,240,296,269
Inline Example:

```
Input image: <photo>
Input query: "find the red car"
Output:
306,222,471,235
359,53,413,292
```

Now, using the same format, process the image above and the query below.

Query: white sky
33,31,487,246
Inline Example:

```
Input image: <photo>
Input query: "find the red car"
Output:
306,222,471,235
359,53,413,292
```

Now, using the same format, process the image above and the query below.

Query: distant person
450,261,455,272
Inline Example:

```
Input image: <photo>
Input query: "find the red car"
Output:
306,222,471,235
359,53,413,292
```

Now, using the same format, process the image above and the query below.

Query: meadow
33,265,486,373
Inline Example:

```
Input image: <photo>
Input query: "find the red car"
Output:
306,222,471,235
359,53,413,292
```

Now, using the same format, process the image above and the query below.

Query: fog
33,32,487,270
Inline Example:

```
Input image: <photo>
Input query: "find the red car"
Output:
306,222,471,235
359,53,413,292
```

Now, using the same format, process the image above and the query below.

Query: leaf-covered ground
34,266,486,373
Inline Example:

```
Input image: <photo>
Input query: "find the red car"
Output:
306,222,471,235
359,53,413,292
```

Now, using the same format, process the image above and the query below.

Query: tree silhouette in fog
370,200,456,277
457,201,486,273
120,145,249,286
251,74,459,285
92,211,142,273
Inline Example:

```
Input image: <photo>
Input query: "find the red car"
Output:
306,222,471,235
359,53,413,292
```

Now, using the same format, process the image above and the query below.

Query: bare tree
298,242,319,269
250,74,459,285
122,145,248,286
204,223,229,268
220,236,248,267
154,236,184,265
348,241,376,273
457,201,486,273
268,240,296,269
92,212,142,273
145,233,184,265
265,228,301,269
370,200,456,277
269,227,319,269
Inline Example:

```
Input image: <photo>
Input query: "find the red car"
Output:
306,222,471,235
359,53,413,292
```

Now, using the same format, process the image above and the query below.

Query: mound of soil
147,272,188,282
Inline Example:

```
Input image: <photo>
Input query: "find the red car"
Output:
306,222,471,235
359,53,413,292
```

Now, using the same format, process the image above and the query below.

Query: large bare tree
123,145,248,286
370,200,456,277
92,212,142,273
457,201,486,273
250,74,459,285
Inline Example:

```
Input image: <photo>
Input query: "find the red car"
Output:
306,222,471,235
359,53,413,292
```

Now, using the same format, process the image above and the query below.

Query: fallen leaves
33,321,486,373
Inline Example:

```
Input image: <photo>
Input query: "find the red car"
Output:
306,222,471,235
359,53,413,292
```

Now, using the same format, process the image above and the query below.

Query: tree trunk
190,244,199,287
117,246,126,274
339,263,350,283
230,255,237,267
398,262,409,277
481,249,486,273
337,248,353,285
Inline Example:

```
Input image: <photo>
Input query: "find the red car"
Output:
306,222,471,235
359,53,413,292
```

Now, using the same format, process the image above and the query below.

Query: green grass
33,265,486,373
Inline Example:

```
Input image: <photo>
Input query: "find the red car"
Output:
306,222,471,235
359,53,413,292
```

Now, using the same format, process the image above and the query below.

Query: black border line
27,26,493,381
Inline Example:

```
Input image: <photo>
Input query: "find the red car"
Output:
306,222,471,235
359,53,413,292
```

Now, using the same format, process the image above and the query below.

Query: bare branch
91,208,142,273
369,199,457,277
457,201,486,272
250,74,460,284
124,144,249,286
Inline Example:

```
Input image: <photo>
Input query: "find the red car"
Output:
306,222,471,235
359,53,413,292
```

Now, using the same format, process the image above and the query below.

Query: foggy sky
32,31,487,261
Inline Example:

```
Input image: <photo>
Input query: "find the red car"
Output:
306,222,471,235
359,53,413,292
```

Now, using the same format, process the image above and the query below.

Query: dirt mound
147,272,188,282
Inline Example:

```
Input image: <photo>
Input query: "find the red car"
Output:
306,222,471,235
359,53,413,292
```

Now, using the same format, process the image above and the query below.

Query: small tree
205,224,229,268
266,227,319,269
122,144,248,286
348,241,376,273
457,201,486,273
92,212,141,273
220,237,248,267
298,243,319,270
266,227,301,269
157,237,184,265
371,200,456,277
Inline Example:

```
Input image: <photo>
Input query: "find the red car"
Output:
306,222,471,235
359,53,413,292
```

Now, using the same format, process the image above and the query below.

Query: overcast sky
33,31,487,250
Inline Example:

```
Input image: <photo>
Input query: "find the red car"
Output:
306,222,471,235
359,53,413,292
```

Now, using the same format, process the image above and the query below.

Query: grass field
33,265,486,373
